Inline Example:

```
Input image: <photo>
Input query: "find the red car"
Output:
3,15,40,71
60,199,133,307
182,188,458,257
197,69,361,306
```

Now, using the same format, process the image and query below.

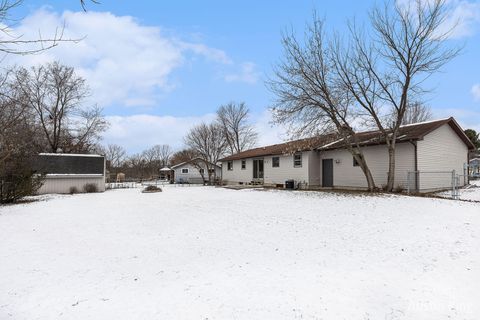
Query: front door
253,159,264,181
322,159,333,187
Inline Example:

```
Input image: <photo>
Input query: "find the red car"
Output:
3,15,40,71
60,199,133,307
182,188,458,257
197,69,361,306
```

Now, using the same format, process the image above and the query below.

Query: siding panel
417,123,469,190
321,143,415,189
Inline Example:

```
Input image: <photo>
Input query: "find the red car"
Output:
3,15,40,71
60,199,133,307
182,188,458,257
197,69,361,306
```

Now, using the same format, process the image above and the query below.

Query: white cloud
253,110,288,146
103,113,216,153
472,83,480,101
4,8,248,109
440,1,480,38
396,0,480,39
224,62,261,84
102,110,288,154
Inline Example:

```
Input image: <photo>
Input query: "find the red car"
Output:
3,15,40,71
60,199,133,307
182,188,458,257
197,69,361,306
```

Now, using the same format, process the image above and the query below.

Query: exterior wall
221,158,254,184
320,142,415,189
263,151,311,187
37,175,105,194
417,123,469,190
221,151,316,187
173,163,221,183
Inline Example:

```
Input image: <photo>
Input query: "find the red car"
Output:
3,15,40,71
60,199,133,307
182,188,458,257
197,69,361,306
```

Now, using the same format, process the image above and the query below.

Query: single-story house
34,153,106,194
220,117,475,192
171,158,222,184
470,158,480,176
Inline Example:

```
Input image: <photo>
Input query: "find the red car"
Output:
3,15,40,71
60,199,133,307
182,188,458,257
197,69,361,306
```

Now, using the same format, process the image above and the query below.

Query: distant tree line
102,102,258,184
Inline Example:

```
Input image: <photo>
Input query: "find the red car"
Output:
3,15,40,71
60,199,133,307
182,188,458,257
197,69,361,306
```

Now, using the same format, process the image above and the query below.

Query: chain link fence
407,170,468,199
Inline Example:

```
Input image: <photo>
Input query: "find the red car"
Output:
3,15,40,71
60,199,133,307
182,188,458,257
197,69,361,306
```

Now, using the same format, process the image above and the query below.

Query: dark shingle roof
220,134,339,161
220,117,474,161
34,153,105,175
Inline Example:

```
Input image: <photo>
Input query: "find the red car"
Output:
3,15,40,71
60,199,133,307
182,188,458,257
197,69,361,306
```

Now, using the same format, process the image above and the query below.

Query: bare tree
147,144,173,168
0,71,44,203
170,148,198,166
184,123,227,184
401,102,433,125
333,0,460,190
267,18,377,191
13,62,108,153
104,144,126,168
216,102,258,155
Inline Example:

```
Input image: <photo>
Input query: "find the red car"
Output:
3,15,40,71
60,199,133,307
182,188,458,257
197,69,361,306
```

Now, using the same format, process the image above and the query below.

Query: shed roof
220,117,474,161
34,153,105,175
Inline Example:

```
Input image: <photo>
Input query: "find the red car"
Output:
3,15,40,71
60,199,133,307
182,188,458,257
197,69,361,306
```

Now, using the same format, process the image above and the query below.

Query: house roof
171,157,221,169
220,117,474,161
219,134,339,161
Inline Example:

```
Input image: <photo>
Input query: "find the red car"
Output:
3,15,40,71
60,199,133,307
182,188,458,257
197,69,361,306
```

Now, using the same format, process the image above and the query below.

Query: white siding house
220,118,474,192
172,159,221,184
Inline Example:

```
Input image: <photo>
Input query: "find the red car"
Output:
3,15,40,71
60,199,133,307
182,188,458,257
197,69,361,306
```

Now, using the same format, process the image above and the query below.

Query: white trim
44,174,104,178
39,153,103,157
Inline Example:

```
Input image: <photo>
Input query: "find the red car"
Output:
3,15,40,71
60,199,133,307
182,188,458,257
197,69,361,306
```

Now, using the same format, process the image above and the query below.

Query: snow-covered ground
1,187,479,319
436,180,480,201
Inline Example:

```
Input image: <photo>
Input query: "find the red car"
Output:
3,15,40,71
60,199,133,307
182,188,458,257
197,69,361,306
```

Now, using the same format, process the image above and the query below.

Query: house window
272,156,280,168
199,168,205,174
181,168,189,174
227,161,233,171
353,156,360,167
241,160,246,170
293,153,302,167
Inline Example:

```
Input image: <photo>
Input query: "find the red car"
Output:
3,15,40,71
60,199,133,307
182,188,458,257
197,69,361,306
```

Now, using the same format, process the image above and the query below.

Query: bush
83,183,98,193
143,185,162,193
69,186,79,194
0,174,44,204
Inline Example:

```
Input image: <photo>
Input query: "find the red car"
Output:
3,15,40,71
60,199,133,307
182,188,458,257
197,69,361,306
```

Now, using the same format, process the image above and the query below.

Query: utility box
285,179,295,189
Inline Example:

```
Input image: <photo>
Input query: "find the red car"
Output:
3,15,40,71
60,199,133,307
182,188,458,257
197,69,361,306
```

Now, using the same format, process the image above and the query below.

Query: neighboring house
34,153,106,194
171,158,222,184
220,118,475,192
470,158,480,176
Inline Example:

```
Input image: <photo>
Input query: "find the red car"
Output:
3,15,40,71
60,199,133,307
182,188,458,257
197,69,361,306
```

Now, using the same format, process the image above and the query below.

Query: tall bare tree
268,18,377,190
184,123,226,184
216,102,258,155
401,102,433,125
14,62,108,153
170,148,199,166
333,0,460,190
104,144,126,168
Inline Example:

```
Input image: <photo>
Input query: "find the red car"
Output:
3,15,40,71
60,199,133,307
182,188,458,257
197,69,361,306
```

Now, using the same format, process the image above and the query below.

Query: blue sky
9,0,480,152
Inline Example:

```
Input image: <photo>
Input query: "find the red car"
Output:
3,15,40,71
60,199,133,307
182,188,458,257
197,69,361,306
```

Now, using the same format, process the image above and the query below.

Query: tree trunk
353,153,376,191
386,141,396,192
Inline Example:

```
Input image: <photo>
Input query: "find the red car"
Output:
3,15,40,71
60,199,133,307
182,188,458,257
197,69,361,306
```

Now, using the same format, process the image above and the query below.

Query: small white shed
35,153,106,194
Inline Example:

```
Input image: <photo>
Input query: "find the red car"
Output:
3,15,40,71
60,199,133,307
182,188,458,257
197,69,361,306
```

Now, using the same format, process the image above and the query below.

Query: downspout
409,140,418,192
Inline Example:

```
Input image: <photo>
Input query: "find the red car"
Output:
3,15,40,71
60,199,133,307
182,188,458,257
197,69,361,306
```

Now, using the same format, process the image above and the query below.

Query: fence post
451,170,458,200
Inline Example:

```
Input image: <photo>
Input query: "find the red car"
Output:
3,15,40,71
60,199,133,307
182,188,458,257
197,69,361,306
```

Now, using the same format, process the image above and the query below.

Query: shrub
143,185,162,192
69,186,79,195
0,173,44,204
83,183,98,193
394,185,405,193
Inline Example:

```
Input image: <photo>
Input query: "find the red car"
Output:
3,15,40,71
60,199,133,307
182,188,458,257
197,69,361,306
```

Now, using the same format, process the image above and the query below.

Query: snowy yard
1,187,479,320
